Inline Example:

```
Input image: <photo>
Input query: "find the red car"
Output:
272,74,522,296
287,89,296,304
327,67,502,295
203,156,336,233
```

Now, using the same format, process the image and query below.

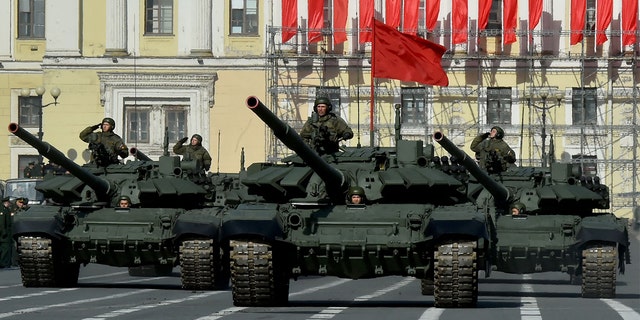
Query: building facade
0,0,638,219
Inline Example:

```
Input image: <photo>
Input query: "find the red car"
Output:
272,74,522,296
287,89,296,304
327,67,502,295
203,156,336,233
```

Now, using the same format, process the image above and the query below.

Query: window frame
230,0,259,36
400,87,427,125
486,87,512,125
18,96,40,128
145,0,174,35
485,0,503,36
571,87,597,125
124,103,189,146
17,0,45,39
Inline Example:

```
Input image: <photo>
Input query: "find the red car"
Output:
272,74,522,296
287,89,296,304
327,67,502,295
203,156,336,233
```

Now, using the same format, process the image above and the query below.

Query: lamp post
20,87,61,165
530,90,562,167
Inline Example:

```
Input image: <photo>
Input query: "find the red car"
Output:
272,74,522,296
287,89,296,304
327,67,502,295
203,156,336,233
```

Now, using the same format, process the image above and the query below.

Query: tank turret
9,122,112,197
433,131,510,203
245,96,348,201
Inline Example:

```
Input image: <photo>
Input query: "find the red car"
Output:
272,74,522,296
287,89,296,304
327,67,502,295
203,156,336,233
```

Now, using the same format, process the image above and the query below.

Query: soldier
510,202,526,216
348,186,366,205
14,198,29,213
470,126,516,173
300,97,353,155
0,197,13,268
173,134,212,171
118,196,131,208
23,162,35,178
79,117,128,166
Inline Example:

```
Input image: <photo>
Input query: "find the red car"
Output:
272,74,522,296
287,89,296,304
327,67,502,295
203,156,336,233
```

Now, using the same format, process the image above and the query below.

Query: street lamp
20,87,61,166
529,90,562,167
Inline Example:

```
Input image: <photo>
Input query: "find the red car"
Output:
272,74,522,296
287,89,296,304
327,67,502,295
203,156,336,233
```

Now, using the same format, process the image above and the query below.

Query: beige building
0,1,638,219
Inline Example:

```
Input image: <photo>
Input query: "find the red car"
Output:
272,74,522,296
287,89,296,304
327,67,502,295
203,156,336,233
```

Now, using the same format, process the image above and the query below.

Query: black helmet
102,117,116,131
491,126,505,139
348,186,365,197
191,134,203,145
313,96,333,112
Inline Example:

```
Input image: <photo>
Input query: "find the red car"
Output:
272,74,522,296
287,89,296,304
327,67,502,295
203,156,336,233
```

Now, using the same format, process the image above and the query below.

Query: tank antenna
163,127,169,156
217,129,221,174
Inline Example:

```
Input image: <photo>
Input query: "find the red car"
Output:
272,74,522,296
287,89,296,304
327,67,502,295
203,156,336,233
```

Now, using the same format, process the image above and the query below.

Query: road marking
602,299,640,320
0,270,129,289
195,307,247,320
418,308,444,319
520,274,542,320
82,291,225,320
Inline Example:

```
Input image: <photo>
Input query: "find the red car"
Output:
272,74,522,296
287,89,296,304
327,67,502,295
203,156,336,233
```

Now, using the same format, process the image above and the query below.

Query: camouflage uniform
300,113,353,155
470,126,516,173
79,118,128,165
0,198,13,268
173,134,212,171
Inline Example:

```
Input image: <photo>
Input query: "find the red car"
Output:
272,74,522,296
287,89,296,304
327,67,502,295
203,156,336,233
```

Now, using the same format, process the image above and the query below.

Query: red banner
622,0,638,46
308,0,323,44
528,0,543,33
503,0,517,45
359,0,374,43
403,0,420,35
478,0,492,31
386,0,401,28
570,0,586,45
373,20,449,86
452,0,468,44
596,0,612,45
281,0,297,43
425,0,440,32
333,0,348,44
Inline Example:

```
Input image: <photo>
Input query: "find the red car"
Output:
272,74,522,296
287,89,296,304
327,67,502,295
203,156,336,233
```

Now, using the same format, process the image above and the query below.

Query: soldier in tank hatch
118,196,131,208
79,117,128,166
173,134,212,171
347,186,366,205
470,126,516,173
300,97,353,155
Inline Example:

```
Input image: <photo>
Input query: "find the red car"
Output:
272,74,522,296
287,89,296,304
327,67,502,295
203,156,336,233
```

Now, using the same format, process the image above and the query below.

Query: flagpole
370,20,375,147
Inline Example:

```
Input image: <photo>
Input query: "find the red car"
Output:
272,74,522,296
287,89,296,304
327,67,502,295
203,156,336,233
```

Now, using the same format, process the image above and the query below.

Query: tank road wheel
433,240,478,308
230,240,290,307
179,239,228,290
581,242,617,298
17,236,79,287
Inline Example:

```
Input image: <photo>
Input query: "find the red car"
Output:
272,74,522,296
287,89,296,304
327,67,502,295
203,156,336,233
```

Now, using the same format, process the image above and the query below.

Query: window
572,87,597,125
585,0,596,34
401,87,427,125
18,155,39,178
19,96,40,128
323,0,332,33
230,0,258,35
145,0,173,35
486,87,512,124
18,0,45,38
486,0,502,35
124,104,188,145
316,86,341,114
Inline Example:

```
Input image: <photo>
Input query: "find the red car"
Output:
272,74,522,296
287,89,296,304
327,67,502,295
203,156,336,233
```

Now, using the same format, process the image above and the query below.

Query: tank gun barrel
130,147,152,161
433,131,510,203
245,96,348,198
8,122,112,196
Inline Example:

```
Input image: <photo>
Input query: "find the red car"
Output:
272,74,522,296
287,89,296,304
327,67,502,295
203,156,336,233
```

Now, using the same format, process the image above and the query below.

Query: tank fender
424,218,490,241
172,209,222,241
12,210,65,240
221,203,285,242
573,215,631,273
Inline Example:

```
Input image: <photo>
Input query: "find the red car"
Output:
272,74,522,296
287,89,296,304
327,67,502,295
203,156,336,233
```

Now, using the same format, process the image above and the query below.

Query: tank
221,96,496,308
8,122,251,289
433,131,631,298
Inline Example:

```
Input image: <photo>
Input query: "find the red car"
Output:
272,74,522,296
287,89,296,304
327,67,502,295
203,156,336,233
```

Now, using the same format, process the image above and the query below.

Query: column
190,0,212,56
106,0,128,55
45,0,80,56
0,0,12,59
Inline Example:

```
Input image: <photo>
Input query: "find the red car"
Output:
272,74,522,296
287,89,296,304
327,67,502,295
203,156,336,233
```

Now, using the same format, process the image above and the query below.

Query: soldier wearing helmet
510,202,526,216
173,133,212,171
347,186,366,205
470,125,516,173
300,96,354,155
118,195,131,208
79,117,128,166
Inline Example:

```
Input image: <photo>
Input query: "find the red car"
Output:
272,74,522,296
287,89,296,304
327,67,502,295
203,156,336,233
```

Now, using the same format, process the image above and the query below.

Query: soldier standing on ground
300,97,353,155
470,126,516,173
23,162,34,178
79,117,128,166
173,134,212,171
0,197,13,268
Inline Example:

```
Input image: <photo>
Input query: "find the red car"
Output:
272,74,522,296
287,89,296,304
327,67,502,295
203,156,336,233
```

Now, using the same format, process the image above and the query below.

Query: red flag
503,0,517,45
452,0,468,44
426,0,441,32
359,0,374,43
282,0,297,43
596,0,612,45
622,0,638,46
529,0,542,41
404,0,420,35
570,0,586,45
478,0,492,31
308,0,323,44
373,20,449,86
333,0,348,45
386,0,401,28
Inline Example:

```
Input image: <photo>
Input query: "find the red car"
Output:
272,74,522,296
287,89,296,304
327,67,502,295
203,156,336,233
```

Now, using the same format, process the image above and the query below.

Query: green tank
433,131,631,298
8,122,251,289
221,97,495,308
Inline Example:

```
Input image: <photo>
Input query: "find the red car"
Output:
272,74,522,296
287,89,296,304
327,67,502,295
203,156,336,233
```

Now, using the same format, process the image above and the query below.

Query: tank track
17,236,79,287
433,240,478,307
230,240,289,307
180,239,227,290
581,242,617,298
421,279,434,295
